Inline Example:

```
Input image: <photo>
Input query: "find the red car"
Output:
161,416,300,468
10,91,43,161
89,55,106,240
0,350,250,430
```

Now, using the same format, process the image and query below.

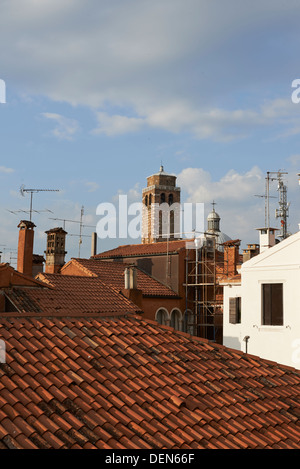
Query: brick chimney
242,243,259,262
223,239,240,277
17,220,36,276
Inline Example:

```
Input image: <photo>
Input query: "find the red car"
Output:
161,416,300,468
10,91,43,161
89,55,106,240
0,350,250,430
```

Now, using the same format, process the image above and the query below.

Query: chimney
242,243,260,262
91,232,97,257
45,227,67,274
122,266,143,307
223,240,240,277
32,254,45,276
124,266,137,290
17,220,36,276
257,227,276,253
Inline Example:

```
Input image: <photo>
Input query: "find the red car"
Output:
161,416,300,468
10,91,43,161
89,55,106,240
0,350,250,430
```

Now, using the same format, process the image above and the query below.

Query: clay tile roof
93,239,192,258
66,258,178,297
0,316,299,449
4,275,141,317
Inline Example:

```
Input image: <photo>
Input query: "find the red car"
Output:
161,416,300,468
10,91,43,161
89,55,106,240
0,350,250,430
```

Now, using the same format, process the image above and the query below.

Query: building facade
222,230,300,369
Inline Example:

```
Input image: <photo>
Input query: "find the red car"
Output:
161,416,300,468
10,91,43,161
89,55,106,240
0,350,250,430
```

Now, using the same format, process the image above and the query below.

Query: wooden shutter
229,298,237,324
262,283,283,325
229,297,241,324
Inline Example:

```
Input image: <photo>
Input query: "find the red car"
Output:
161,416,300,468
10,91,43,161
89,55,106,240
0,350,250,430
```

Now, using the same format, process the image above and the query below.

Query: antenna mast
49,206,95,258
274,171,289,239
20,185,59,221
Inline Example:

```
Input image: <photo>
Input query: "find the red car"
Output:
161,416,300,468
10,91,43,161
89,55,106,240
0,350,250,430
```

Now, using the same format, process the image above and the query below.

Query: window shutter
229,298,237,324
262,283,283,325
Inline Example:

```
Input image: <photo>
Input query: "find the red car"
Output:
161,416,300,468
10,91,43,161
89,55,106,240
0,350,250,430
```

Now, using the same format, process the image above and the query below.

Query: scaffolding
184,234,225,343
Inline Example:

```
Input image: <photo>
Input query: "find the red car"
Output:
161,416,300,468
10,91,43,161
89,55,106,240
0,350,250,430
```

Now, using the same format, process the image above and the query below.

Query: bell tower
45,227,67,273
142,166,181,243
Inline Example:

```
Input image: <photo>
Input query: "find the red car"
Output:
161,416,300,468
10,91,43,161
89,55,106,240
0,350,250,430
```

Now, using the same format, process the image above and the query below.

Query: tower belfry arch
142,165,181,244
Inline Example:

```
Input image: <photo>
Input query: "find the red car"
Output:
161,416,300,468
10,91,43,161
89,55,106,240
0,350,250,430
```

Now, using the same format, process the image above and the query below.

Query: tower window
160,193,165,203
168,194,173,205
145,195,148,206
170,210,174,239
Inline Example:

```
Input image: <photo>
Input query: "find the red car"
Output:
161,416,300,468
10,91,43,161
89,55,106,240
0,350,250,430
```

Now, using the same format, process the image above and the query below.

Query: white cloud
93,112,145,136
177,166,264,204
177,166,267,244
90,96,300,140
2,1,300,140
287,154,300,167
41,112,79,140
85,181,99,193
0,166,14,173
176,164,300,245
112,183,141,204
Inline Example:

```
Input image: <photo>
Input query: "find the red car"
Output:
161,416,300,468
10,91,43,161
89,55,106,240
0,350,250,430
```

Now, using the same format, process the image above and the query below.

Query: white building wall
240,264,300,369
223,231,300,369
222,283,243,351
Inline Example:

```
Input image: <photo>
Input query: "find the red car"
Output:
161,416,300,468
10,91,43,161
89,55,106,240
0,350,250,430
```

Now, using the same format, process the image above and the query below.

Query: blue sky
1,0,300,264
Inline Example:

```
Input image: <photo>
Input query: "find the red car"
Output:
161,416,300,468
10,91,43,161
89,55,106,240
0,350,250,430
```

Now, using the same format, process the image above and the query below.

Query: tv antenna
49,206,95,257
255,170,289,238
19,185,60,221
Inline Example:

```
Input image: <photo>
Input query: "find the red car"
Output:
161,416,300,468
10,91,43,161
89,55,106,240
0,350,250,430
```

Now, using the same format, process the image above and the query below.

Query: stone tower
45,227,67,274
142,166,181,243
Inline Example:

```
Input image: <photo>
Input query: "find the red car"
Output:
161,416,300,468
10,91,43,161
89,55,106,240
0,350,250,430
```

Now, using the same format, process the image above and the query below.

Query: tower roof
207,208,220,220
45,226,67,235
149,164,176,178
206,202,231,251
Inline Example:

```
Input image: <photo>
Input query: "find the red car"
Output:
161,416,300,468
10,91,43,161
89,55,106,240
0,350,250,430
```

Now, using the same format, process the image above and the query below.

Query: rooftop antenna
20,185,59,221
49,206,95,257
255,173,276,228
255,171,289,238
273,171,290,239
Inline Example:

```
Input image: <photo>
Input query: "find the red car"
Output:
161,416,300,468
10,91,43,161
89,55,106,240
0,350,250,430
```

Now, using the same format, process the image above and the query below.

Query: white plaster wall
240,265,300,369
223,232,300,369
222,283,243,351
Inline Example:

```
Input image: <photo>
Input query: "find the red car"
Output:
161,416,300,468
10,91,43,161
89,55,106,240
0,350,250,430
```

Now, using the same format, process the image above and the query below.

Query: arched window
160,193,165,203
183,310,195,335
145,195,148,206
156,308,168,326
149,194,152,205
170,309,181,331
168,193,173,205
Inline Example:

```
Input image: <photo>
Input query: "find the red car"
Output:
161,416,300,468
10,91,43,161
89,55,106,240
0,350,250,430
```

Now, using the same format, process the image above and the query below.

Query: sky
1,0,300,264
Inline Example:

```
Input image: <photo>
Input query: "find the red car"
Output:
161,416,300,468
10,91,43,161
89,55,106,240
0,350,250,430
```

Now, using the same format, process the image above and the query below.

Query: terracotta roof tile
63,258,179,298
4,274,142,318
0,316,299,449
92,239,191,258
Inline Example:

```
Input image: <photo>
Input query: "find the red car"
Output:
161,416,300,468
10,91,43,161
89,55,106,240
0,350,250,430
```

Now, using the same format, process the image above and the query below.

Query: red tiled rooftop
63,258,178,297
93,239,192,258
0,315,299,449
3,274,141,317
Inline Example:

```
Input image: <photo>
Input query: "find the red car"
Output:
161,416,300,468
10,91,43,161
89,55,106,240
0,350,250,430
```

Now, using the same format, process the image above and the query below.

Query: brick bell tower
44,227,67,274
142,165,181,243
